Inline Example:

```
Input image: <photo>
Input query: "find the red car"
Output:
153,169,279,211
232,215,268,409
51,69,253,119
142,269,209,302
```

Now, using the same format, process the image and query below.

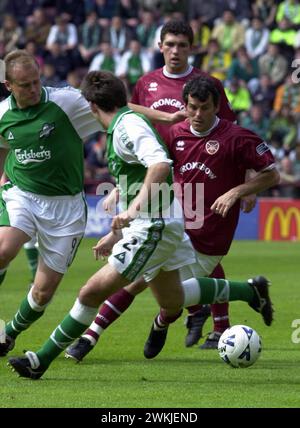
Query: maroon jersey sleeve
233,127,275,171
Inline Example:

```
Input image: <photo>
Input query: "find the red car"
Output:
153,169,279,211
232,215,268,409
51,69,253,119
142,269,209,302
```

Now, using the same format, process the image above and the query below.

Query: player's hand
170,109,187,124
211,190,238,218
93,232,119,260
240,194,256,213
111,210,133,230
103,187,119,215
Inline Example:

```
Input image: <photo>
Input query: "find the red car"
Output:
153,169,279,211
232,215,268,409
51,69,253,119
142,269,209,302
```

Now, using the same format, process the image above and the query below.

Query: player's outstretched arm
211,168,280,218
128,102,186,124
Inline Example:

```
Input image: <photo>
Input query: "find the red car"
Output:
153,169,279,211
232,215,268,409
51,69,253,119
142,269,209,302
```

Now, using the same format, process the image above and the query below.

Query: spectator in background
24,8,51,54
24,40,45,69
225,78,252,117
269,16,297,62
157,0,188,20
240,103,270,140
44,42,75,80
251,74,276,116
89,42,121,73
245,17,269,60
46,15,78,55
276,0,300,27
114,0,140,29
201,39,231,82
227,46,259,94
136,9,157,65
278,155,300,197
258,43,288,88
269,105,298,149
252,0,278,29
0,14,24,58
189,16,211,67
187,0,222,28
211,10,245,55
56,0,86,26
40,62,62,87
117,39,151,94
78,11,102,64
221,0,252,26
5,0,38,27
85,0,117,28
273,75,300,115
102,15,133,56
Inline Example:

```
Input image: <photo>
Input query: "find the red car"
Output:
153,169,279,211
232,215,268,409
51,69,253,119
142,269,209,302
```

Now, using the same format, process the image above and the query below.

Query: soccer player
0,50,103,358
65,21,239,362
0,50,177,358
7,71,277,379
143,75,280,358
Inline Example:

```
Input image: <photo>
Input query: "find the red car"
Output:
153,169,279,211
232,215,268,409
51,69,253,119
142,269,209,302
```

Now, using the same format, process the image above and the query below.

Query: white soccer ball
217,325,262,368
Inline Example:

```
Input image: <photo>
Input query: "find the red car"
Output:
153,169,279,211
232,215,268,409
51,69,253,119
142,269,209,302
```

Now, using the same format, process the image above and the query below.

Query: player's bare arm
111,162,171,230
211,168,280,218
128,102,187,124
0,147,8,179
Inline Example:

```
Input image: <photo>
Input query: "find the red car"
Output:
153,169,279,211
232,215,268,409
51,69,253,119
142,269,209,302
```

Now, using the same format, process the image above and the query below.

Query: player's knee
125,277,147,295
79,279,102,306
31,287,53,306
0,244,17,266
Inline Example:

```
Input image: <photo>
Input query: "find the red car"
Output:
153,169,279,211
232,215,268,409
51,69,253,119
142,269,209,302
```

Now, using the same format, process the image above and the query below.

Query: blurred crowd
1,0,300,197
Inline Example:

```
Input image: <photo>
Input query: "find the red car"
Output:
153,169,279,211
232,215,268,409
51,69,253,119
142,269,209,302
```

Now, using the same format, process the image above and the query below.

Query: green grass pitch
0,239,299,408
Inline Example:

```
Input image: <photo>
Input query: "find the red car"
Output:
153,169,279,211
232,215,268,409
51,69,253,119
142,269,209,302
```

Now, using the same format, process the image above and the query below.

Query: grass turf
0,239,299,408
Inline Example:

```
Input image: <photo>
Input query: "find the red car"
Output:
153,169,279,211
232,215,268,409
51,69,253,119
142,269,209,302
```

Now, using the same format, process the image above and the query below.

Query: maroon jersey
131,66,236,142
167,119,276,255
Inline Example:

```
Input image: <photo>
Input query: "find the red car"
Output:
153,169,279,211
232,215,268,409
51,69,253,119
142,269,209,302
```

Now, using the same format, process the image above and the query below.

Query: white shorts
108,215,197,283
181,252,223,281
2,186,87,273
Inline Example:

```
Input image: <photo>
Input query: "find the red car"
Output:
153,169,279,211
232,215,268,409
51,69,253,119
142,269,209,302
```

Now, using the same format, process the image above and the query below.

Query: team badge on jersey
7,131,14,140
39,123,55,139
176,140,185,151
114,252,126,264
205,140,219,155
256,141,270,156
148,82,158,92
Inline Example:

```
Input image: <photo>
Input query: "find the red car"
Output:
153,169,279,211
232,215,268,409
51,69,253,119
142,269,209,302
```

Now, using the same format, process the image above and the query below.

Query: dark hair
183,76,220,107
160,20,194,45
81,71,127,112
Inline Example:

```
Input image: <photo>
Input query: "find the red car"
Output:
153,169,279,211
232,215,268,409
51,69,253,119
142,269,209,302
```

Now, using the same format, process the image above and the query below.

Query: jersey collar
107,106,132,135
9,87,49,110
162,65,193,79
190,116,220,137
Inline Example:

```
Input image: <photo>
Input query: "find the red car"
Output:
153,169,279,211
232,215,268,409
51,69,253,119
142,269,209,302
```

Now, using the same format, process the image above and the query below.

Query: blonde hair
4,50,39,81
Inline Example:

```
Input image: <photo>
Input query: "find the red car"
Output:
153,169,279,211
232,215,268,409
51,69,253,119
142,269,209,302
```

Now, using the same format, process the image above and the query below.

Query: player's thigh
79,263,130,306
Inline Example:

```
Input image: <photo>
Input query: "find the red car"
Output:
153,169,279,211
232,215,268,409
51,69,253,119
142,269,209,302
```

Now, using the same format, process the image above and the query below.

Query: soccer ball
217,325,262,368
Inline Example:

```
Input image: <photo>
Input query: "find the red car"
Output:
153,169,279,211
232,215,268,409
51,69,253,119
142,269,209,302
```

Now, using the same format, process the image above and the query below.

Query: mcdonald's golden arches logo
264,206,300,241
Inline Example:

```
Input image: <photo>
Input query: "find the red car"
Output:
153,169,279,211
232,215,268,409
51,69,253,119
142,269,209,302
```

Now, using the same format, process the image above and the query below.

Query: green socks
24,247,39,282
197,277,254,304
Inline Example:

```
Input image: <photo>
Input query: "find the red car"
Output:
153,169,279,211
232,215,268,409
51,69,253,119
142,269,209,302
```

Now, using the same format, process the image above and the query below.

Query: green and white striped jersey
0,86,102,196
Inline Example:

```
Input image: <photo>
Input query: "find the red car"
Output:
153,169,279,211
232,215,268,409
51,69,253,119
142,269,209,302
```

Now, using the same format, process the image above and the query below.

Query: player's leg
144,269,184,359
0,226,31,355
65,277,147,362
8,263,132,379
23,236,38,284
144,275,273,359
1,191,86,357
2,259,63,356
199,263,230,350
